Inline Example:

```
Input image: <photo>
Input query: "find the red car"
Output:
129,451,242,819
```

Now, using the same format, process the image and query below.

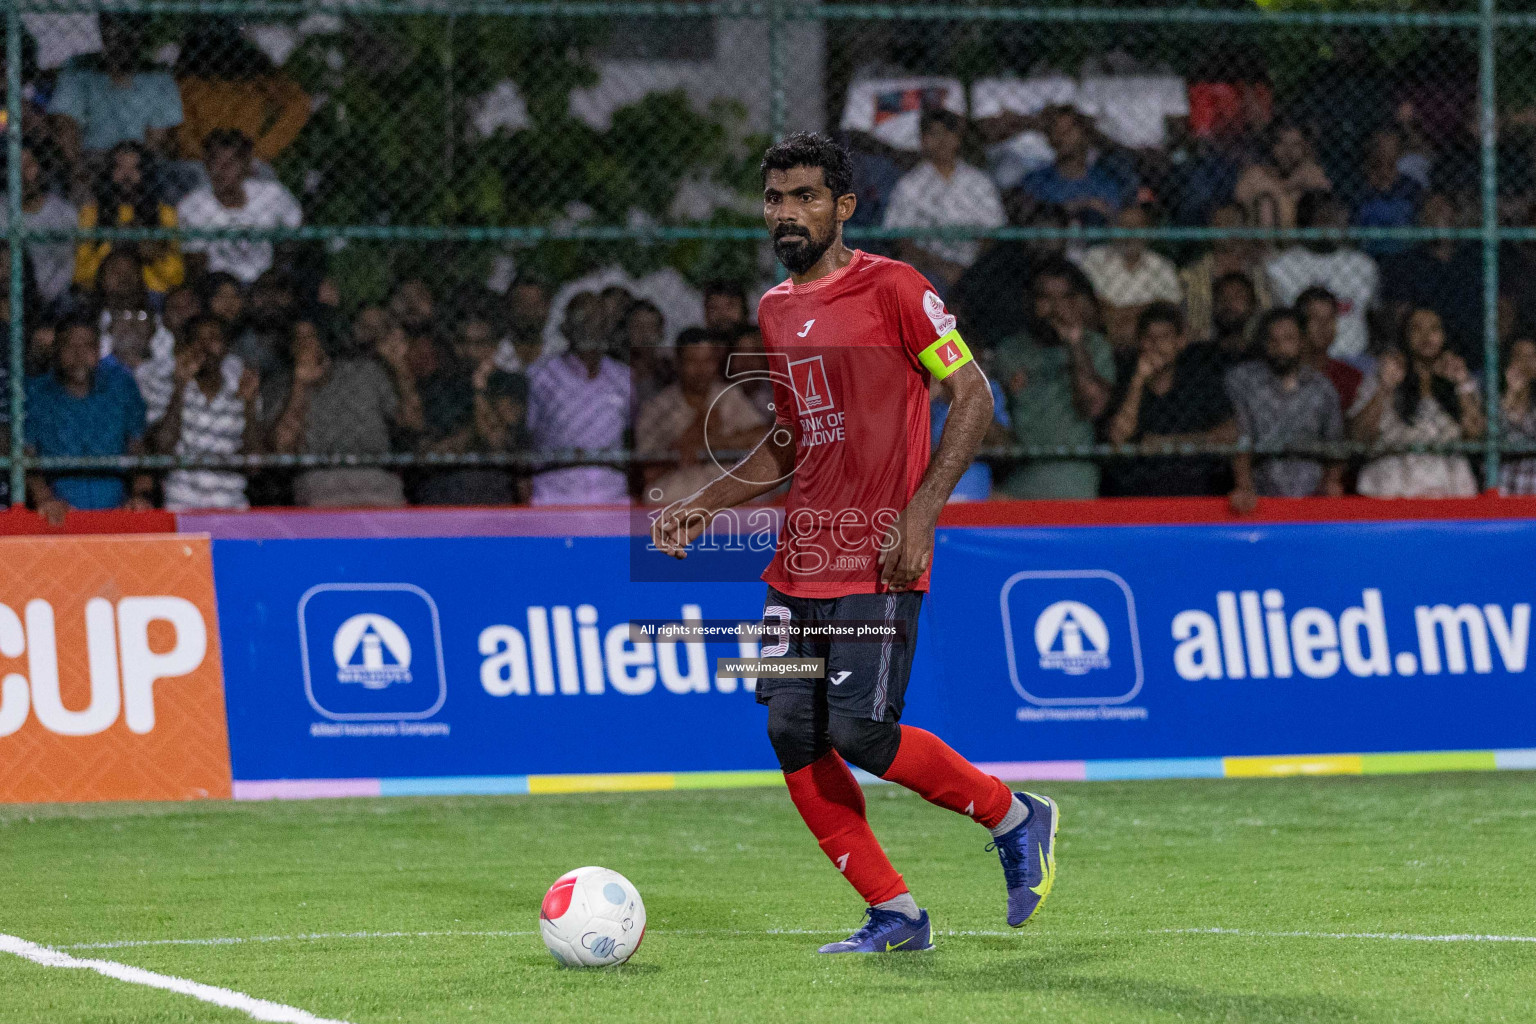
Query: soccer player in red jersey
653,133,1058,953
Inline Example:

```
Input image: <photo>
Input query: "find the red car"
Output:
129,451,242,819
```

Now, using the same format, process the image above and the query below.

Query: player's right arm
651,422,795,559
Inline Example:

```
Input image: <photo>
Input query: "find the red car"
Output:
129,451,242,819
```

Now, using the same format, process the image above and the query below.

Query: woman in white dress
1353,307,1484,498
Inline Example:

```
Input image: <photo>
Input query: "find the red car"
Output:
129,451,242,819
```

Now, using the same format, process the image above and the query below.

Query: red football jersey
755,250,956,598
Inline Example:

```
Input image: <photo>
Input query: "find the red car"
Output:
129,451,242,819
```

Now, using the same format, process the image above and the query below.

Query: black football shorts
753,585,923,723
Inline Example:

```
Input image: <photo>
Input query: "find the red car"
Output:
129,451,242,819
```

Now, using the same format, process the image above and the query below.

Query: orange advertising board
0,535,230,803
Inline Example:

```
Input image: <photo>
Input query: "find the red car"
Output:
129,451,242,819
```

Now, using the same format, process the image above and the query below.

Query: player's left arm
879,359,992,591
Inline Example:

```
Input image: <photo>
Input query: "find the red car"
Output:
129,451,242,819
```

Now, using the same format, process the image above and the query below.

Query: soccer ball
539,866,646,967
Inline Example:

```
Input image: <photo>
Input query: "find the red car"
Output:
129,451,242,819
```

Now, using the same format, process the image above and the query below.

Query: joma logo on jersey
789,356,836,415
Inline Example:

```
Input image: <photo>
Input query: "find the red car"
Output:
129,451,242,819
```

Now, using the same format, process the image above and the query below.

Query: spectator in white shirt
176,129,302,284
1265,190,1380,362
1075,204,1182,350
883,109,1006,294
1352,307,1482,497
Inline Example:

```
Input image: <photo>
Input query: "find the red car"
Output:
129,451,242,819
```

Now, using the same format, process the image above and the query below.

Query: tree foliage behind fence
6,0,1535,506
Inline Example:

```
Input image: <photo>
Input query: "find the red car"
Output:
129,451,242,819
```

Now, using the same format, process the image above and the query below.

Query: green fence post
6,0,24,506
1481,0,1502,490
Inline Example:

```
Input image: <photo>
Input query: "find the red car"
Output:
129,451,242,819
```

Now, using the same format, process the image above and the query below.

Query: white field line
0,932,353,1024
1162,927,1536,944
58,926,1536,951
65,930,540,951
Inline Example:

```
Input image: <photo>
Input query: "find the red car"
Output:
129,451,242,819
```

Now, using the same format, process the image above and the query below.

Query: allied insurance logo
1034,601,1111,675
332,613,413,688
1000,570,1144,705
299,583,447,721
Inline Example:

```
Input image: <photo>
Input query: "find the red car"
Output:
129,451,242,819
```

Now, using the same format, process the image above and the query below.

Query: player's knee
827,715,901,777
764,693,828,775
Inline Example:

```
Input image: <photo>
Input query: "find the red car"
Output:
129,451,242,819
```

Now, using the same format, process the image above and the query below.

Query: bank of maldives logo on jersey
299,583,447,720
999,570,1143,705
789,355,836,415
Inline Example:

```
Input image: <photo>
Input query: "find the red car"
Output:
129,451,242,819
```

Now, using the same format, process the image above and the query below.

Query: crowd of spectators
5,17,1536,514
835,59,1536,506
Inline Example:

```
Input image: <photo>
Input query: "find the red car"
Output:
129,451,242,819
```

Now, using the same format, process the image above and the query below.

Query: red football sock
880,725,1014,829
783,751,907,906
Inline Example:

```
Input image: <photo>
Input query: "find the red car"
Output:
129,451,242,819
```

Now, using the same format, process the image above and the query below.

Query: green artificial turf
1,772,1533,1023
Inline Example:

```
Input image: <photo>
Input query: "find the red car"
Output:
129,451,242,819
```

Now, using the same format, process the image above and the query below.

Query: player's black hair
1295,284,1339,312
1213,271,1258,305
760,132,855,199
1252,307,1303,349
1136,301,1185,339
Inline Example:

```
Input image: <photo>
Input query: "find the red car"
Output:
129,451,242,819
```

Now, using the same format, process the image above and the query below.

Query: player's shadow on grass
858,942,1361,1024
606,963,663,976
557,963,664,977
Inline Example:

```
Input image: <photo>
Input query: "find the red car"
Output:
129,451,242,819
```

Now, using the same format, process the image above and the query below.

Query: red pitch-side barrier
0,508,178,535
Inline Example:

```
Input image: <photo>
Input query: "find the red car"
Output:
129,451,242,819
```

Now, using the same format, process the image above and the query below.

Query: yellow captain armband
918,329,973,380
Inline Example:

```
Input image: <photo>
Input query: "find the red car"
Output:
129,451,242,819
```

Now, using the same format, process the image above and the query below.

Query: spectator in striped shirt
148,315,261,510
526,292,632,505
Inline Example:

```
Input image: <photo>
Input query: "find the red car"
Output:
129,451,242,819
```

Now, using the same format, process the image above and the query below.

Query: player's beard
773,223,833,275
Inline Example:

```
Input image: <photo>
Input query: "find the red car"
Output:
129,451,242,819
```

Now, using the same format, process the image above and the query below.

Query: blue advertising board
923,520,1536,761
214,536,943,782
212,520,1536,785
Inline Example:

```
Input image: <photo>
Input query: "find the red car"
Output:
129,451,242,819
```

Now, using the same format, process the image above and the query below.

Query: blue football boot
987,791,1059,927
817,907,934,953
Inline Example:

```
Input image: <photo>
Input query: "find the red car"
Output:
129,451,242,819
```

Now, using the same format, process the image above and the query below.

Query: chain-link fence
7,0,1536,510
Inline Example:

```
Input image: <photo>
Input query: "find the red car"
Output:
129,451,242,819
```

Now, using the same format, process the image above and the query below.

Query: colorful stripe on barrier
230,748,1536,800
